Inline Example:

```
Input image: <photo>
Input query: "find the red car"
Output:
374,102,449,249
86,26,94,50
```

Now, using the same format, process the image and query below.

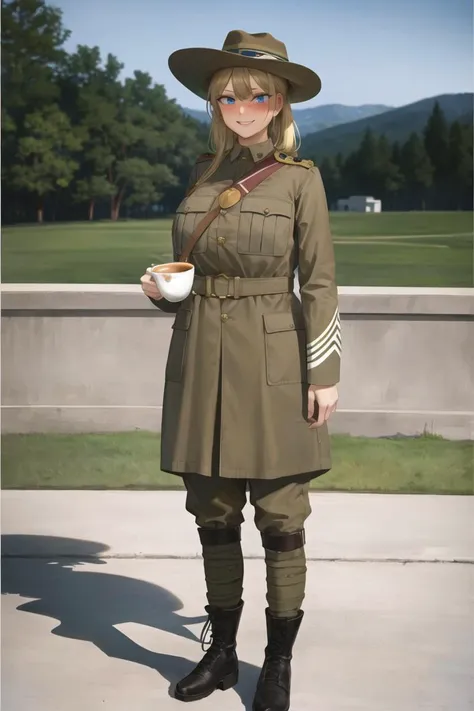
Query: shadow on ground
1,535,260,709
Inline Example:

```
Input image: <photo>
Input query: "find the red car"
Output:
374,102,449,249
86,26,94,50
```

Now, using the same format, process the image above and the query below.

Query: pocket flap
172,308,193,331
240,196,292,218
263,312,304,334
176,195,214,214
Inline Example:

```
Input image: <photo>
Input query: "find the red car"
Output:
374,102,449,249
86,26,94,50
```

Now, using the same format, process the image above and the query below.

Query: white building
336,195,382,213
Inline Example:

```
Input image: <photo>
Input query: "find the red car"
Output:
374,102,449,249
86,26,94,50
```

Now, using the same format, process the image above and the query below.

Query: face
216,76,283,141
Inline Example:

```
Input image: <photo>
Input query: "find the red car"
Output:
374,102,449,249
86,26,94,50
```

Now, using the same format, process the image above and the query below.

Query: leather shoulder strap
196,152,215,163
179,155,285,263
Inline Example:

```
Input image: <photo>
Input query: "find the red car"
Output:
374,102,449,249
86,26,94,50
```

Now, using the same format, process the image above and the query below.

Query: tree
12,105,82,222
354,128,379,195
74,176,115,221
319,156,341,208
447,121,473,210
391,141,402,170
2,0,71,220
120,160,177,208
62,46,123,219
1,0,209,223
388,142,405,209
399,133,433,210
375,135,404,207
62,50,204,220
1,0,69,114
102,71,198,219
423,101,450,203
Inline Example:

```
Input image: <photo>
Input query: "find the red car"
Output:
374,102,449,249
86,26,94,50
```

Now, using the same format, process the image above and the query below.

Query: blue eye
253,94,269,104
219,96,235,105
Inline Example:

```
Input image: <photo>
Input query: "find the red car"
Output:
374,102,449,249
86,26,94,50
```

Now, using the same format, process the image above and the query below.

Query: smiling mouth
237,120,255,125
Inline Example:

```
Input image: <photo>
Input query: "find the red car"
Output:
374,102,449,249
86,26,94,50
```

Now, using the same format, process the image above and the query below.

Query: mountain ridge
300,93,473,159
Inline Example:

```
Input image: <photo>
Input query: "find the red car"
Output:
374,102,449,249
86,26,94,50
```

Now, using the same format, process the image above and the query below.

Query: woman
140,30,341,711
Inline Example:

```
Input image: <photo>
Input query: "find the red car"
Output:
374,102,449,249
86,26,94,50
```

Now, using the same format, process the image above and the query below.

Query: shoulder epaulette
196,152,215,163
274,151,314,169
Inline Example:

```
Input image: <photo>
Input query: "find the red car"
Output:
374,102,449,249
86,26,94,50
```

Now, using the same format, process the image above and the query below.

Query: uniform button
263,208,270,215
217,236,226,245
220,209,227,215
221,313,229,322
256,152,263,158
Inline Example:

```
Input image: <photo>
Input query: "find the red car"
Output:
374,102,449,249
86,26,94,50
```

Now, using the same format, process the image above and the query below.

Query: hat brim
168,48,321,104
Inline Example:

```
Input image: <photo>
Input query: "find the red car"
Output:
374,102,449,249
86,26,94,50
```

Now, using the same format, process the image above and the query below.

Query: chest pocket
237,197,293,256
172,196,214,256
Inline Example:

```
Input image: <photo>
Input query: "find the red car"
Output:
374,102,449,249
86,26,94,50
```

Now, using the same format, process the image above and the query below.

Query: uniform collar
229,137,274,163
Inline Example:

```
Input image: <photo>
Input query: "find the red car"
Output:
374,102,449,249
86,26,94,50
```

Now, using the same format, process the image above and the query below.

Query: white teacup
146,262,195,303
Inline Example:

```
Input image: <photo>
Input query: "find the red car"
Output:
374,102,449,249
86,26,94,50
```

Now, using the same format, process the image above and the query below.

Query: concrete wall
2,284,473,439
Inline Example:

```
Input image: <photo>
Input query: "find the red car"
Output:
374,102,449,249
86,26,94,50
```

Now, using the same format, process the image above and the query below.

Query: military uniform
154,28,340,710
149,135,340,613
151,137,341,482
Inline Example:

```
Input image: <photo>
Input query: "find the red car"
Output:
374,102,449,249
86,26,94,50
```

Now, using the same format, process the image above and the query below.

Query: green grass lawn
2,212,473,286
2,432,472,494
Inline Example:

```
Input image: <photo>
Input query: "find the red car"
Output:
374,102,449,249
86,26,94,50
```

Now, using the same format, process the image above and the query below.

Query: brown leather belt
192,275,294,299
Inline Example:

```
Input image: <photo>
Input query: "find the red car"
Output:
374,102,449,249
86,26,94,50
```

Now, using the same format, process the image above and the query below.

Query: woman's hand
140,273,163,301
307,384,338,429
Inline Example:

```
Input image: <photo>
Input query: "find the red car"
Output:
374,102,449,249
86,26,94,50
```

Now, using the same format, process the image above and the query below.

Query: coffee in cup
146,261,194,302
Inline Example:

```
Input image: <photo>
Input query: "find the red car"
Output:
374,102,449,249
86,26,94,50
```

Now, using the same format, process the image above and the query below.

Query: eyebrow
221,88,266,95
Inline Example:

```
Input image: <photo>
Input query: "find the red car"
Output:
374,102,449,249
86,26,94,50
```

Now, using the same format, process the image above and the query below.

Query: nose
239,104,245,115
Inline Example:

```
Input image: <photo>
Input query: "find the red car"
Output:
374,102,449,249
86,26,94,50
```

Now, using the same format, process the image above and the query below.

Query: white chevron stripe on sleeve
307,334,342,364
307,342,342,370
306,306,341,369
307,336,342,366
306,307,340,353
306,319,341,359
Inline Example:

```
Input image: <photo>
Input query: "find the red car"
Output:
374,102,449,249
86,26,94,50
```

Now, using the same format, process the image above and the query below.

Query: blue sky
54,0,473,110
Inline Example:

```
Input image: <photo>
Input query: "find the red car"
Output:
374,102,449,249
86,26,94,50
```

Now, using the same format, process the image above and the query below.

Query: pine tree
423,101,450,206
399,133,434,210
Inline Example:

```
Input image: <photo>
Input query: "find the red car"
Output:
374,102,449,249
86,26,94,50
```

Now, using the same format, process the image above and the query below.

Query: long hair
190,66,301,192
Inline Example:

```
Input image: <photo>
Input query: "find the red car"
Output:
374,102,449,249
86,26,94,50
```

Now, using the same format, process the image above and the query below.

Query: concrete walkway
2,491,473,711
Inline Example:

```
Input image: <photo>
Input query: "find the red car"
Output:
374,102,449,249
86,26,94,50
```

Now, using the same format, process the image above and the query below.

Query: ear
273,92,284,118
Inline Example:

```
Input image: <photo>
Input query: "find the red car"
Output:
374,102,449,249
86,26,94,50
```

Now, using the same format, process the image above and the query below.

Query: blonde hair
190,66,301,191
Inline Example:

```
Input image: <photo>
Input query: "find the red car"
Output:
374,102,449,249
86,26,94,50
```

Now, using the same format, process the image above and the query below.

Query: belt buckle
205,274,228,299
205,274,241,299
215,273,230,299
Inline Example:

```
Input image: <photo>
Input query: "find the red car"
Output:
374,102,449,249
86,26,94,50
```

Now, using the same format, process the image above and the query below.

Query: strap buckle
261,529,306,552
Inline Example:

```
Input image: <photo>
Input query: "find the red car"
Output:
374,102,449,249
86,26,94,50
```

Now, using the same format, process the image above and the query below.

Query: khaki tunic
150,137,341,480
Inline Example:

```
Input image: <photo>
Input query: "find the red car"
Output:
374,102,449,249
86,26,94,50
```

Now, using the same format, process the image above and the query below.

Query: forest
2,0,472,225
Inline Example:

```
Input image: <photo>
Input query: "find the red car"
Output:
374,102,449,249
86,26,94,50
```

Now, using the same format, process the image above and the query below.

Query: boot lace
193,615,226,673
262,630,287,684
263,656,285,683
200,616,213,652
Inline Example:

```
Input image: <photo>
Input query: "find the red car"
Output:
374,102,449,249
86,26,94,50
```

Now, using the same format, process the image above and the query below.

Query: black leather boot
174,599,243,702
253,608,304,711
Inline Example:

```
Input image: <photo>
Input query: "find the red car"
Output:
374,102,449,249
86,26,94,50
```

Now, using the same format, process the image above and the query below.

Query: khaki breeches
183,474,311,616
183,474,312,534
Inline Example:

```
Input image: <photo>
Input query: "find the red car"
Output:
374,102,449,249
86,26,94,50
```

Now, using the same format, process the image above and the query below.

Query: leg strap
198,526,241,546
261,529,306,552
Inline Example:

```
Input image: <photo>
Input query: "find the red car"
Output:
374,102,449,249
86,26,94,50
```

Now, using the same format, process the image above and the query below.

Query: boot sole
174,668,239,702
252,703,289,711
